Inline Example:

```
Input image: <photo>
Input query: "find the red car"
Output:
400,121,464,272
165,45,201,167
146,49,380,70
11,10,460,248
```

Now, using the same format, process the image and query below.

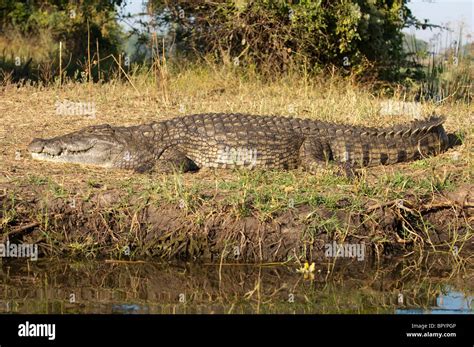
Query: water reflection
396,289,473,314
0,256,472,314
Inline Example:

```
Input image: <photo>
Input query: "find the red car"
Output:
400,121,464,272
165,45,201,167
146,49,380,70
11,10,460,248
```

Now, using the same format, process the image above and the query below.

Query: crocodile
28,113,449,173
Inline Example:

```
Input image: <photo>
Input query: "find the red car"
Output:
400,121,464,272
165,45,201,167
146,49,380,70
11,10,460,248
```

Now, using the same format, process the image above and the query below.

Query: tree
0,0,125,82
142,0,417,80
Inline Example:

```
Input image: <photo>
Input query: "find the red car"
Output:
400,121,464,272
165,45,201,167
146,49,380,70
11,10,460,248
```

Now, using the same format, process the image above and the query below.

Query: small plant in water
296,262,316,280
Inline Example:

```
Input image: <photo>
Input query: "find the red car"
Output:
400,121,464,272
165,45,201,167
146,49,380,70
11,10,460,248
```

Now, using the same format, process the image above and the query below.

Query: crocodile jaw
30,151,116,168
28,137,123,168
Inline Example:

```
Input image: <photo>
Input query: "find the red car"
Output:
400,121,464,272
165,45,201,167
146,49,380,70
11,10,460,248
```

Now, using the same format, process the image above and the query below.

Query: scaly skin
28,113,449,173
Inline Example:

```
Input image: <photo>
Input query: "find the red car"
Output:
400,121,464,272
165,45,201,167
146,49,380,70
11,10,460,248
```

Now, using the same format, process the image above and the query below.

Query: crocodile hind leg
299,137,331,173
135,148,198,173
299,138,355,177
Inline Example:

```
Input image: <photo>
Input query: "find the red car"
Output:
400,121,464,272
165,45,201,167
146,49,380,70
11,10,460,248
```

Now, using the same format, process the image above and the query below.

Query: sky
121,0,474,44
404,0,473,44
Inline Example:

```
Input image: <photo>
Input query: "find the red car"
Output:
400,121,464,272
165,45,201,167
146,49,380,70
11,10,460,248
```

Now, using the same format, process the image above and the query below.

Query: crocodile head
28,124,130,169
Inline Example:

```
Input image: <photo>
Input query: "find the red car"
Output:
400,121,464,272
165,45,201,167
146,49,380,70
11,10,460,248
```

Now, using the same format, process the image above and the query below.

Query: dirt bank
1,182,472,262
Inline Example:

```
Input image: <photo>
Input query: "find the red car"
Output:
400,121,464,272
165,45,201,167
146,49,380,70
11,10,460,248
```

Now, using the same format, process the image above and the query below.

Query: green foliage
2,0,469,93
0,0,125,82
147,0,412,80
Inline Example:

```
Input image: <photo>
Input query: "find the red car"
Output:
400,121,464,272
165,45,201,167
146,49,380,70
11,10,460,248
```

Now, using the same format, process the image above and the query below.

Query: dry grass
1,66,472,188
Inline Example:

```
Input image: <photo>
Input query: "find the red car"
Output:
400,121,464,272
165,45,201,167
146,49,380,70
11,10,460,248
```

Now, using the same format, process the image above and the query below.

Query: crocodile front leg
146,147,199,174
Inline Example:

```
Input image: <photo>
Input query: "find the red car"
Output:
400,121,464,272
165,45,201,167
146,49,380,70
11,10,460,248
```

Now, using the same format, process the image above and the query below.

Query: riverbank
1,72,472,262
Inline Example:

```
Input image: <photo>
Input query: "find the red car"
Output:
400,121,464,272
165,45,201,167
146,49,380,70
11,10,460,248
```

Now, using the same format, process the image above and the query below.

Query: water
396,290,473,314
0,257,472,314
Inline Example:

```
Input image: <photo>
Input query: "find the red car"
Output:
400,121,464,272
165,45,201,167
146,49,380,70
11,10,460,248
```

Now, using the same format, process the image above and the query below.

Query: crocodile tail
329,115,449,167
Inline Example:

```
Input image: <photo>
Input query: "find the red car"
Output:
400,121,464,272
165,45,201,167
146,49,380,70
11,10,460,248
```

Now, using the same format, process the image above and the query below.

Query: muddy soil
1,183,472,262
